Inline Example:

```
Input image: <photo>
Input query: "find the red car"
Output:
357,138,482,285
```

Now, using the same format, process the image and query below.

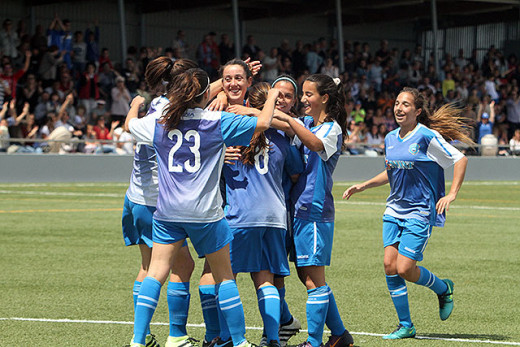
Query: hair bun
333,78,341,86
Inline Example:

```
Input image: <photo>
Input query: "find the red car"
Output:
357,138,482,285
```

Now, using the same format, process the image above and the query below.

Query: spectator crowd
1,15,520,155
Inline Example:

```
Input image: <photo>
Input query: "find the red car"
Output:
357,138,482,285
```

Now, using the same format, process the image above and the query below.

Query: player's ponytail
305,74,348,139
241,82,271,165
401,87,474,145
161,68,209,131
145,57,198,94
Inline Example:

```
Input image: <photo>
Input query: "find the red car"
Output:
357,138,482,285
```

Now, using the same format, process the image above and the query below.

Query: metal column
118,0,128,64
232,0,241,59
336,0,345,73
431,0,439,78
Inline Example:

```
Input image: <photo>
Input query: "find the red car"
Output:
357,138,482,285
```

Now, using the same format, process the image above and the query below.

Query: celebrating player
343,87,471,339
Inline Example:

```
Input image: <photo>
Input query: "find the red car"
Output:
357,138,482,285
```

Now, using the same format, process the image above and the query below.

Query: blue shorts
122,195,155,248
230,227,290,276
382,215,432,261
153,218,233,258
293,218,334,267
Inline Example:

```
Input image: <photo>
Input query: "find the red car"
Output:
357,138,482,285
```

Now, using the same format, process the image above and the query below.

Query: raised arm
254,88,279,133
124,96,145,132
342,170,389,200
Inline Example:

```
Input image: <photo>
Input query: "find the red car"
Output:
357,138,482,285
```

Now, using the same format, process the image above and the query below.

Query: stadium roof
27,0,520,27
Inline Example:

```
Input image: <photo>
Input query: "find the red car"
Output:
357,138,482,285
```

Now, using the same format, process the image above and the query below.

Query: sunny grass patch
0,182,519,346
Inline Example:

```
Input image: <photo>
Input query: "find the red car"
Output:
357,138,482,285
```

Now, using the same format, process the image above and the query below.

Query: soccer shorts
382,215,432,261
230,227,290,276
153,218,233,257
292,218,334,267
122,195,155,248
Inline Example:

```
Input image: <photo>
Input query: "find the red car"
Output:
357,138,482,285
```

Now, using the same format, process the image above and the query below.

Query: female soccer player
273,74,354,347
223,81,303,347
343,87,471,339
126,67,277,347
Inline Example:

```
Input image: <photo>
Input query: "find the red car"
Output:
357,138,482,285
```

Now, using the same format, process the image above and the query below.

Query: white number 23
168,129,201,173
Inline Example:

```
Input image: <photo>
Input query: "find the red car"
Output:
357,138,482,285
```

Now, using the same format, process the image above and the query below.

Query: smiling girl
343,87,472,339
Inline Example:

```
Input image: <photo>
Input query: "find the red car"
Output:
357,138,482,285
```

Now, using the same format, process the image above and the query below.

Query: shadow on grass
418,332,511,341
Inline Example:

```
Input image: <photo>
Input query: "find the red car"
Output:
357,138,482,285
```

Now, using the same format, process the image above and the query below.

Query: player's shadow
418,332,511,341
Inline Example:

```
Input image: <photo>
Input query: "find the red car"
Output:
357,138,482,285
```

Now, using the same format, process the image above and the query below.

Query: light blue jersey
291,117,343,222
224,128,303,229
384,123,464,227
125,96,168,206
129,108,257,223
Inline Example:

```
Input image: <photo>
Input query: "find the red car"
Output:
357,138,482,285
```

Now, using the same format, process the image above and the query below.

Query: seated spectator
510,129,520,155
351,100,366,123
321,57,339,78
366,124,384,154
113,126,134,155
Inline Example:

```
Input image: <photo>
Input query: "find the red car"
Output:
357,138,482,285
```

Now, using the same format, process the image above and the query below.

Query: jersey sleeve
128,116,156,145
315,121,342,161
290,118,306,148
220,111,257,147
426,131,464,169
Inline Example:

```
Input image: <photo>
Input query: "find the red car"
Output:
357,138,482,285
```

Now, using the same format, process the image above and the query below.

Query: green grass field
1,181,519,346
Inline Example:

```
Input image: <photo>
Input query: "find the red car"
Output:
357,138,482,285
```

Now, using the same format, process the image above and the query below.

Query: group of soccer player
120,54,471,347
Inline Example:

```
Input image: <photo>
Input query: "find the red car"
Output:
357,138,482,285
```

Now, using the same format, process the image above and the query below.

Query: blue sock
278,286,292,325
257,285,281,342
134,277,162,344
324,285,346,336
167,282,190,337
415,266,448,295
306,286,329,347
218,280,246,346
386,274,412,328
199,285,220,341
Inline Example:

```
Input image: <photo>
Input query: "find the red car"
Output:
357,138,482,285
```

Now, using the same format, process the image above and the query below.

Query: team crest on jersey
409,143,420,155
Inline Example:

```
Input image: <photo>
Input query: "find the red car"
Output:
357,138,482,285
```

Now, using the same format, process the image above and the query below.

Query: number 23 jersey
129,108,257,223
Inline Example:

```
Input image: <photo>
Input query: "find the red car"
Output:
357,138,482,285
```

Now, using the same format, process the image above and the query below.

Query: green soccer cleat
146,334,160,347
438,278,454,321
382,324,416,339
165,336,199,347
235,341,256,347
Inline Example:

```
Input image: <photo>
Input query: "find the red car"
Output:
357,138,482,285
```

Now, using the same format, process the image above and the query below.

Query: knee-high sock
134,277,161,344
306,286,329,347
415,266,448,295
386,274,412,328
199,284,220,341
278,286,292,325
133,281,150,336
257,285,281,342
217,280,246,346
167,281,190,337
324,284,346,336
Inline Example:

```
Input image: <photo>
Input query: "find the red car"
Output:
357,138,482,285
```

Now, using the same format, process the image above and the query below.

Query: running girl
343,86,471,339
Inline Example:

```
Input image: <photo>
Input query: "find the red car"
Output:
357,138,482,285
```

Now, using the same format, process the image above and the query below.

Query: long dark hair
145,57,198,93
305,74,347,138
241,82,271,165
160,68,210,131
220,58,253,79
400,87,474,144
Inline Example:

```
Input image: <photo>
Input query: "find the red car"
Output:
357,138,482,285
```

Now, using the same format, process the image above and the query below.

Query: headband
272,76,298,95
196,76,211,97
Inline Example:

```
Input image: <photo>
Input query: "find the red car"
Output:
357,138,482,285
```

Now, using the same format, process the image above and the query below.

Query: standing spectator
0,77,10,106
291,40,306,76
38,45,65,88
407,61,422,87
477,100,495,144
30,24,47,51
219,33,235,65
455,49,467,68
369,57,384,92
442,72,455,97
305,43,323,74
172,30,190,59
72,31,87,77
278,39,292,62
78,62,100,120
1,50,31,98
85,21,100,65
58,70,75,96
110,76,131,123
47,15,73,70
99,48,113,70
506,88,520,139
0,19,20,59
262,48,281,84
20,74,41,112
196,33,219,80
375,39,390,65
242,35,261,60
412,44,423,64
122,58,140,96
98,62,118,101
320,57,339,78
484,74,500,102
351,100,366,123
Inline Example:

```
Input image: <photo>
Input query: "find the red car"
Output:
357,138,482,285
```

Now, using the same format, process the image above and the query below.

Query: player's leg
274,277,300,347
199,260,221,347
252,271,280,346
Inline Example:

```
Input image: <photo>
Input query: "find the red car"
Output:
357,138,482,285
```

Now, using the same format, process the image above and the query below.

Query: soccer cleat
323,330,354,347
203,337,220,347
235,341,258,347
146,334,160,347
279,317,301,347
295,342,316,347
165,336,199,347
214,338,233,347
259,334,268,347
438,279,454,321
382,324,416,339
268,340,281,347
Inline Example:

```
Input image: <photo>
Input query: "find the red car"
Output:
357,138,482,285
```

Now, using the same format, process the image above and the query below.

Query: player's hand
436,193,456,214
111,120,120,129
273,109,290,122
267,88,280,99
207,91,228,111
227,104,253,115
342,184,365,200
224,146,241,165
131,95,145,108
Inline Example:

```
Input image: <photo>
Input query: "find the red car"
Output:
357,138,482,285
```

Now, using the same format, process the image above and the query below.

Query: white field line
1,317,519,345
335,200,520,212
0,190,121,198
0,183,129,187
334,181,520,186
